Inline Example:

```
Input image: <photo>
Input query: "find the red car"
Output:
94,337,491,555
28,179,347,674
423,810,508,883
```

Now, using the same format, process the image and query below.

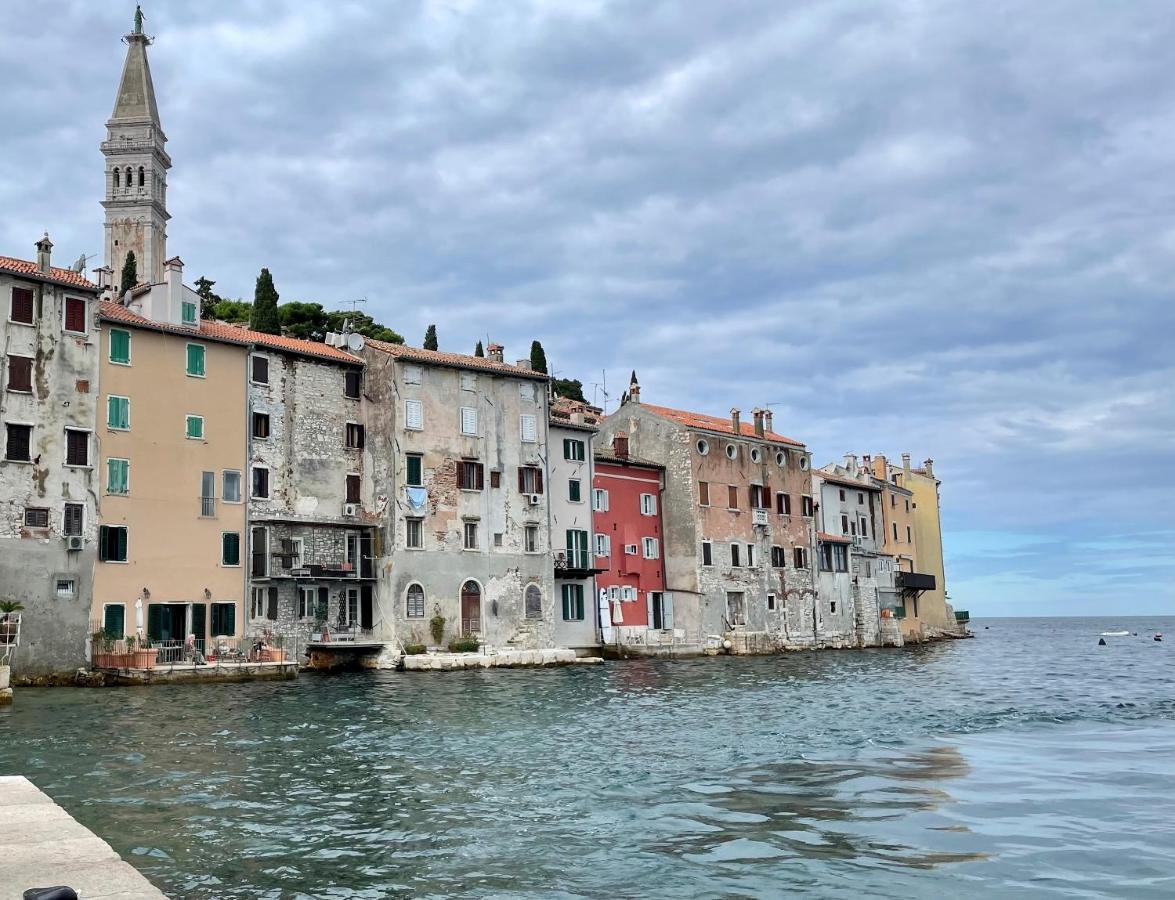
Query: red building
592,433,669,632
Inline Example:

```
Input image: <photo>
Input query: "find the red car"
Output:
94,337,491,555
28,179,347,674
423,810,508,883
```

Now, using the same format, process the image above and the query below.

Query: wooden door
460,581,481,635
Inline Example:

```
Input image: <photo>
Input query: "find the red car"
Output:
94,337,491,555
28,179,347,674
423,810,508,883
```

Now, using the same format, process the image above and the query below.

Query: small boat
1155,633,1164,642
1100,630,1130,637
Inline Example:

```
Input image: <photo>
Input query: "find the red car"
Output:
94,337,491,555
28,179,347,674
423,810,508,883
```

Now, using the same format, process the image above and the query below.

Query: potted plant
266,633,286,663
0,600,23,647
131,635,158,669
90,629,109,668
429,613,446,647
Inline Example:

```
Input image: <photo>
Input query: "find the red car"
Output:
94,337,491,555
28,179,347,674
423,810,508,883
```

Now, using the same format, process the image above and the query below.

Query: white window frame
460,406,478,436
640,493,657,516
405,517,424,550
63,428,92,469
524,524,539,554
595,533,610,557
221,531,242,568
622,586,637,602
405,399,423,431
463,520,479,550
56,577,77,598
106,394,131,431
62,295,88,336
185,342,206,378
106,457,130,495
298,586,317,620
222,470,242,503
643,537,659,559
251,465,270,499
250,353,270,385
592,488,609,511
520,414,537,443
185,414,205,441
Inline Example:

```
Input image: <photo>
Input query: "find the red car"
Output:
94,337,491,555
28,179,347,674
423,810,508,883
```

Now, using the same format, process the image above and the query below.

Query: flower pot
0,618,17,645
133,647,158,669
264,649,287,663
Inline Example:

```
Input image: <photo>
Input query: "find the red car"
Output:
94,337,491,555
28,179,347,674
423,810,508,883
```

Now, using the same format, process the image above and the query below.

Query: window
298,587,317,620
519,382,536,402
102,604,125,636
593,488,609,511
344,370,362,399
252,466,270,499
801,495,814,517
726,443,737,460
750,484,769,509
104,395,129,430
891,493,896,508
650,592,671,630
64,296,87,334
6,423,32,461
518,466,544,494
696,439,709,455
186,343,205,377
403,364,422,384
907,526,912,543
622,586,637,602
56,578,76,598
405,399,423,431
561,584,584,621
185,415,204,440
107,329,132,366
251,527,268,576
406,454,423,487
65,429,89,466
771,545,786,568
750,447,762,463
345,422,365,449
563,439,585,461
107,458,130,495
251,355,269,384
406,584,425,617
746,544,755,567
520,414,537,443
767,592,776,611
459,460,484,491
405,518,423,549
211,602,236,637
463,521,479,550
893,522,899,541
819,543,833,572
181,301,197,325
643,537,659,559
830,601,838,614
731,543,741,567
568,479,582,502
727,485,739,509
839,489,846,501
7,355,32,392
858,492,865,505
525,524,539,553
98,525,128,562
820,543,848,572
460,406,477,435
776,451,787,466
490,470,501,489
696,481,710,507
727,592,746,626
246,411,268,439
841,514,850,534
199,471,216,517
10,286,34,324
63,503,84,536
776,493,791,515
24,507,49,528
702,541,713,566
905,500,910,513
525,584,544,619
860,517,869,537
794,547,808,569
138,165,145,187
223,470,241,503
460,372,476,391
595,533,610,556
346,473,361,504
222,532,241,566
640,493,657,516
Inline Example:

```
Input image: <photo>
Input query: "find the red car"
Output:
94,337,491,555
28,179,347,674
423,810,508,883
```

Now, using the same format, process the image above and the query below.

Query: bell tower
101,5,170,289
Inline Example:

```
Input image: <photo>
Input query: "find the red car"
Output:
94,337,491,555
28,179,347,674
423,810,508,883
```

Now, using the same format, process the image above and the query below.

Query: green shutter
103,604,125,637
117,526,127,561
186,343,205,376
190,603,207,642
107,396,129,430
109,329,130,364
407,455,422,486
147,603,163,642
186,416,203,439
222,532,240,566
182,301,197,324
561,584,571,620
107,458,128,494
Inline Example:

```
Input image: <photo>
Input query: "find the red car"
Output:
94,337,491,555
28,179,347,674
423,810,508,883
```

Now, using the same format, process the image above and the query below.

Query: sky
2,1,1172,617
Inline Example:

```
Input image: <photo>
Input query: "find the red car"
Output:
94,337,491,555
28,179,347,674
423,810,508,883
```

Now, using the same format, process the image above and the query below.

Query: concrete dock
0,776,167,900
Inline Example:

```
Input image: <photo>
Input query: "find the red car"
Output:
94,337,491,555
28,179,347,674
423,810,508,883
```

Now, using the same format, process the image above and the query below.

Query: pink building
592,433,669,633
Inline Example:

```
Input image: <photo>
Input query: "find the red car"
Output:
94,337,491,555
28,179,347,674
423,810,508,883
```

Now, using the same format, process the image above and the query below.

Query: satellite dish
346,332,365,352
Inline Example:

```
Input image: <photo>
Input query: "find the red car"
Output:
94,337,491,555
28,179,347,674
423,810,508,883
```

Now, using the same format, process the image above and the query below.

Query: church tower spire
101,5,170,289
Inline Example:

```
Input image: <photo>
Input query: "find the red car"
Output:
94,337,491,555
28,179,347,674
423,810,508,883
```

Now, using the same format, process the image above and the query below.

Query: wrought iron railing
199,496,216,517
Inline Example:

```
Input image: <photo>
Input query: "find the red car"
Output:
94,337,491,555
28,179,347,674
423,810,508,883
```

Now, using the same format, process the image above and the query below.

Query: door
460,581,481,635
650,592,663,630
190,603,207,645
343,587,359,628
566,529,589,570
726,592,746,627
360,584,373,631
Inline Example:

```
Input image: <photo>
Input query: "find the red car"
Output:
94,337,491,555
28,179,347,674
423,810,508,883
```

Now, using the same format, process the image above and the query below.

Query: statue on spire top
134,5,144,35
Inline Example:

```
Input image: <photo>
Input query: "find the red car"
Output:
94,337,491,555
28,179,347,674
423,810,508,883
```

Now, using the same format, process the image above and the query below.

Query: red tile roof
814,467,882,492
99,301,362,364
0,256,99,291
640,403,804,447
366,339,550,381
817,532,852,543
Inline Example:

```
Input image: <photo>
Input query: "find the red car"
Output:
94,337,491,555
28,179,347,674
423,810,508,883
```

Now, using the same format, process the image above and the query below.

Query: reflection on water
1,617,1174,898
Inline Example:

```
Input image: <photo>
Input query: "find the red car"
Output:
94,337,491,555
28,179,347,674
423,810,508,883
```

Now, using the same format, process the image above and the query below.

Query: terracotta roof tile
817,532,852,543
366,339,549,381
640,403,805,447
99,301,362,364
814,467,882,492
0,256,99,291
594,452,663,469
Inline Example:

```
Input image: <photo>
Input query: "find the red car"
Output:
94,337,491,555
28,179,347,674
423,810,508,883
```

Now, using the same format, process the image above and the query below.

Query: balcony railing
553,549,599,577
199,496,216,517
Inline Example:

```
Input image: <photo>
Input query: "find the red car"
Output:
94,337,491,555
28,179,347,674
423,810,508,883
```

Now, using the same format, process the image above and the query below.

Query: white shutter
520,415,536,443
663,593,674,630
405,399,423,431
460,406,477,435
404,365,422,384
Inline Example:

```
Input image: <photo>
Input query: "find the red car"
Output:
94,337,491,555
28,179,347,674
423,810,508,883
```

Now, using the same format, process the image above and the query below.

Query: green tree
474,340,484,357
119,251,138,295
280,302,328,341
209,298,252,325
529,340,548,374
424,324,438,351
250,268,281,335
193,276,222,316
552,378,585,402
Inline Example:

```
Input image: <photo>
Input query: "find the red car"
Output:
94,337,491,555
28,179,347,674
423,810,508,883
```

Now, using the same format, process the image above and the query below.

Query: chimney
752,408,765,437
515,359,532,370
922,458,935,478
844,453,857,473
94,266,113,293
613,432,629,459
166,257,185,320
902,453,912,476
629,370,640,404
487,343,504,363
763,409,773,434
871,454,887,479
35,232,52,274
730,408,741,435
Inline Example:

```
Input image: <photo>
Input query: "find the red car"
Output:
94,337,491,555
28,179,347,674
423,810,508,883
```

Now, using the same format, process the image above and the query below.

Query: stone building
244,334,376,646
548,397,603,653
0,239,102,676
362,340,556,650
596,375,821,654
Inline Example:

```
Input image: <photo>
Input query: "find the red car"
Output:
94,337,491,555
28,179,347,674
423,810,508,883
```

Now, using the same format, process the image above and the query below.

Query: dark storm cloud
3,1,1172,614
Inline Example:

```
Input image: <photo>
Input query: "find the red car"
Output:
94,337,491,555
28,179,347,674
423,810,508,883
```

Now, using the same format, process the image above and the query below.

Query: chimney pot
730,408,741,435
902,453,912,474
35,232,52,274
763,410,773,433
922,458,935,478
752,408,765,437
487,343,504,363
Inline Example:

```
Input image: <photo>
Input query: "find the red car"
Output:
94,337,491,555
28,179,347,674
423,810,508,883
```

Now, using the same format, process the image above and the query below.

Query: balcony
553,549,603,579
896,571,936,593
199,496,216,518
751,509,769,526
289,562,361,580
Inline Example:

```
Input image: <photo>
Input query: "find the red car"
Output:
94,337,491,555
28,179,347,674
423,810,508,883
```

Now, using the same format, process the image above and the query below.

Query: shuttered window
460,406,477,435
561,584,584,621
346,473,361,504
519,414,537,443
109,329,131,364
10,287,34,324
5,423,31,461
63,503,84,536
345,422,365,449
405,399,423,431
406,584,425,617
776,493,791,515
222,532,241,566
181,301,197,325
518,466,543,494
65,429,89,466
107,458,130,495
7,355,32,392
64,297,87,333
185,415,204,440
98,525,128,562
525,585,543,619
210,602,236,637
107,395,130,430
406,454,423,487
251,355,269,384
563,439,585,461
459,460,484,491
252,467,269,499
698,481,709,506
103,604,125,637
186,343,205,377
24,507,49,528
344,370,362,399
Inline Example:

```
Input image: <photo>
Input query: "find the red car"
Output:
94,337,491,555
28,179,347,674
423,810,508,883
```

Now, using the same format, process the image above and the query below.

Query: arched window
124,167,133,191
460,580,481,635
113,168,120,188
524,584,542,619
405,583,425,618
138,166,145,187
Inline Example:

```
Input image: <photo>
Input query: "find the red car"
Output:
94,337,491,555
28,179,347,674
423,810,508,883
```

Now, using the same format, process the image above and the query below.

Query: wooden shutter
267,587,278,620
10,287,34,324
191,603,207,642
103,604,125,636
252,355,269,384
535,468,543,494
66,430,89,465
147,604,163,642
8,356,32,392
476,464,484,490
517,468,525,492
64,297,87,333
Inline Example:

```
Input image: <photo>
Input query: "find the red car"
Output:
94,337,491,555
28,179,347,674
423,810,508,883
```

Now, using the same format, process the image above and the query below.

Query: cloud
3,0,1173,614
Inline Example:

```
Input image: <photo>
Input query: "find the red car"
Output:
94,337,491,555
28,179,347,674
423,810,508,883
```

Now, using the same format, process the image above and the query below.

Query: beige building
92,301,249,649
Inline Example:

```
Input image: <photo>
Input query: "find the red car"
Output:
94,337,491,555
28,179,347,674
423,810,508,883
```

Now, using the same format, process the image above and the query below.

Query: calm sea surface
2,617,1174,899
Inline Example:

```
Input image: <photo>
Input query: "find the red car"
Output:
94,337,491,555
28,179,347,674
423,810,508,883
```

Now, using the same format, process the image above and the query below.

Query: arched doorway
460,581,481,636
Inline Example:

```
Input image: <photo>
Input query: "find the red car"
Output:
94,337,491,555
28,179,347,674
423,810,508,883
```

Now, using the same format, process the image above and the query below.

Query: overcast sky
3,2,1172,617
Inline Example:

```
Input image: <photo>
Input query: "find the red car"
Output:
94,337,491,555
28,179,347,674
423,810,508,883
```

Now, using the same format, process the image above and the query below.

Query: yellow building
92,299,249,649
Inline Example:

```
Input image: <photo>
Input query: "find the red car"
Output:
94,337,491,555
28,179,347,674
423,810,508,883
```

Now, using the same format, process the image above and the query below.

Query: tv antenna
341,297,367,314
70,253,96,273
591,370,611,411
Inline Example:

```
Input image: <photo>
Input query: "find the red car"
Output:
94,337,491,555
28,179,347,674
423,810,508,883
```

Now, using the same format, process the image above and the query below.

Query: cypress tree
529,340,548,374
250,268,281,335
474,340,484,357
424,324,438,351
119,251,138,294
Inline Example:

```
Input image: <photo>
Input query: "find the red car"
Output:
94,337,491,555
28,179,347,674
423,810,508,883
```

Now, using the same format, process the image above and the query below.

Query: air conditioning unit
65,535,84,551
852,535,863,547
526,494,542,506
752,509,769,526
342,503,358,517
624,544,638,555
